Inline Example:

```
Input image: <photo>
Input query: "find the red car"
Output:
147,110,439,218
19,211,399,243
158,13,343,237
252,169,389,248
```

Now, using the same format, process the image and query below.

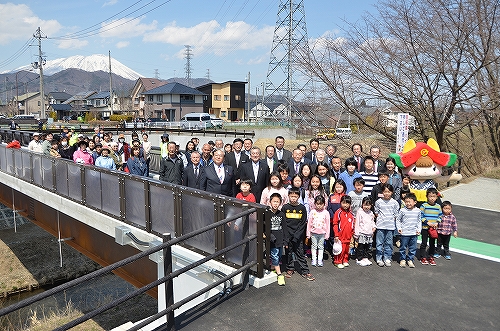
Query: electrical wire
0,37,36,69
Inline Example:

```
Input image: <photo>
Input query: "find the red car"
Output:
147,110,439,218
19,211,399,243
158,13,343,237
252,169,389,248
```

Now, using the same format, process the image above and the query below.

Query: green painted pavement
450,237,500,259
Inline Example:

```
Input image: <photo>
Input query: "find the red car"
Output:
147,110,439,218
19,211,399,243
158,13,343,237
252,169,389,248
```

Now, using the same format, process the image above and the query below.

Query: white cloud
144,20,274,56
116,41,130,48
99,17,157,38
0,3,62,44
57,39,89,49
103,0,118,7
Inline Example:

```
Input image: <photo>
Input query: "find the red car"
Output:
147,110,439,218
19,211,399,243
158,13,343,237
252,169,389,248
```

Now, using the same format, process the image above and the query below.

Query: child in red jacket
333,195,354,269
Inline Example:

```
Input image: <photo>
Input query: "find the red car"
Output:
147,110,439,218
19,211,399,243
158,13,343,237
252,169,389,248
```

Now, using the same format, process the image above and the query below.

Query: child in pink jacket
306,195,330,267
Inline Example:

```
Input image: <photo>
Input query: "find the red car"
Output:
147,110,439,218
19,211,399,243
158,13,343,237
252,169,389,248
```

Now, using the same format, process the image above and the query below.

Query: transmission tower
264,0,315,125
154,69,160,79
184,45,193,87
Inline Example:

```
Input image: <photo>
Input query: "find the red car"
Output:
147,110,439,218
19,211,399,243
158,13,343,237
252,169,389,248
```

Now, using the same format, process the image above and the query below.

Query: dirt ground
0,221,101,297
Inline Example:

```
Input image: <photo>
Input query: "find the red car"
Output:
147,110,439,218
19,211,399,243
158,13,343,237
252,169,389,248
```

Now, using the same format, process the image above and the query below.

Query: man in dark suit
202,149,236,197
239,147,270,202
275,136,292,162
182,151,206,189
264,145,278,174
329,156,343,180
304,138,320,165
224,138,248,181
370,145,386,173
287,148,310,176
351,143,364,172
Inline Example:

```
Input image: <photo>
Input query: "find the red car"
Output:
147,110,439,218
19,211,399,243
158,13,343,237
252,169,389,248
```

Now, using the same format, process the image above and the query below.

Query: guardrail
0,141,271,329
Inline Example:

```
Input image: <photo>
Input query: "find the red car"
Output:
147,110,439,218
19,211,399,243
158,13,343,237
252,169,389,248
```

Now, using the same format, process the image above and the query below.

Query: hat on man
33,132,41,136
162,133,169,139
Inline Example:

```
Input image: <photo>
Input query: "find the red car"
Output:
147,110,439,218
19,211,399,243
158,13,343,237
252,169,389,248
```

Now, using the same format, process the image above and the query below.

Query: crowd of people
22,129,459,286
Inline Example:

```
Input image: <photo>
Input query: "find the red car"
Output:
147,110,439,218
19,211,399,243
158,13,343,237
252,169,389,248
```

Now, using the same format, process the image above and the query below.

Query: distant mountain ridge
7,54,142,81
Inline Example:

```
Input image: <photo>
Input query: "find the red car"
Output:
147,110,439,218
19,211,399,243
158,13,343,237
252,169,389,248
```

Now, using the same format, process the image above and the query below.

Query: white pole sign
396,113,409,153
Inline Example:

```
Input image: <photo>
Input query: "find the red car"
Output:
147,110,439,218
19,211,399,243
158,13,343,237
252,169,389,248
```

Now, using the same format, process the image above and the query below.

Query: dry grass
484,167,500,180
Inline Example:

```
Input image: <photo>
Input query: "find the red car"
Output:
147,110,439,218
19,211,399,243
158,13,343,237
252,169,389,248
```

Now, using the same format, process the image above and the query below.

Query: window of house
38,101,41,106
180,94,194,101
96,100,100,106
148,95,154,102
221,111,227,117
224,95,230,101
156,95,163,103
235,95,241,100
214,95,221,101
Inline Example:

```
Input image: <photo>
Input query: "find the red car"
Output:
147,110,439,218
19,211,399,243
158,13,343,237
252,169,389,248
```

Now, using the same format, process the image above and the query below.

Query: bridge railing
0,143,269,276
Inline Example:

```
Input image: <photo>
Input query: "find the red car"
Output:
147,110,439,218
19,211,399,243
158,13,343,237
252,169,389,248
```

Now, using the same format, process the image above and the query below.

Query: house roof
196,81,247,89
139,78,169,91
87,91,110,100
49,104,72,111
63,91,97,104
16,92,39,102
48,91,72,101
141,82,205,96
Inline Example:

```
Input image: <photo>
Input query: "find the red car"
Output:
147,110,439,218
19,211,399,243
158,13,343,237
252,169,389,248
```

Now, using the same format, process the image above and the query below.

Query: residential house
141,82,206,121
86,92,112,118
63,91,96,112
13,92,46,116
196,81,246,121
48,103,72,120
48,92,72,105
130,78,169,117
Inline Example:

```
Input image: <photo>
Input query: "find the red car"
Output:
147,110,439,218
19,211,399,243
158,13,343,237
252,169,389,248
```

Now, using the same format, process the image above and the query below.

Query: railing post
162,233,175,331
241,204,250,289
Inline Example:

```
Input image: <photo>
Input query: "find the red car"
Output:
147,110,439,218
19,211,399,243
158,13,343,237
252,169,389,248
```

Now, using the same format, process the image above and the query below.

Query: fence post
162,233,175,331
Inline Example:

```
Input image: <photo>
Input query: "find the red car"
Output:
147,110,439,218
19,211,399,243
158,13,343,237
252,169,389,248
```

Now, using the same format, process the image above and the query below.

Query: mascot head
389,138,457,180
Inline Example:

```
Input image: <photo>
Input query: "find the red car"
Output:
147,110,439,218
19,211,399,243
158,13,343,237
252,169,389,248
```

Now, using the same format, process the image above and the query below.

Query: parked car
180,113,213,129
209,114,224,128
335,127,353,139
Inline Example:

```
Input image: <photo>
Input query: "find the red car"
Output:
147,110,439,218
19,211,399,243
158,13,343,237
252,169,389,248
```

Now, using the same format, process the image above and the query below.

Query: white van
180,113,213,129
335,127,352,139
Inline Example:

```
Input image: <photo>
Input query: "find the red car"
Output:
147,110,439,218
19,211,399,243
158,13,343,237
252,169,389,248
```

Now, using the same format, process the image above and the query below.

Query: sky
0,0,379,86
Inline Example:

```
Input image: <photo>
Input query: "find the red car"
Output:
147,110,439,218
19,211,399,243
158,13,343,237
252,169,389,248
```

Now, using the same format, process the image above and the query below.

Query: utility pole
109,50,114,115
33,27,46,118
246,72,250,122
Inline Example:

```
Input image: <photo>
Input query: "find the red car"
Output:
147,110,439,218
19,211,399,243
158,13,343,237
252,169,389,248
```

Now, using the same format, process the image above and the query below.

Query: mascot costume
389,138,462,203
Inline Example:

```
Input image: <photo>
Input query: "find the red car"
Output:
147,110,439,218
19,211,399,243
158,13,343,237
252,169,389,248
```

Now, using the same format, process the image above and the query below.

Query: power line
0,37,36,69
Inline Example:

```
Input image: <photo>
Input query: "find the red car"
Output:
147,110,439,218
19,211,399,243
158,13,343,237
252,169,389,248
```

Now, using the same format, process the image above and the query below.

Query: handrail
0,207,258,319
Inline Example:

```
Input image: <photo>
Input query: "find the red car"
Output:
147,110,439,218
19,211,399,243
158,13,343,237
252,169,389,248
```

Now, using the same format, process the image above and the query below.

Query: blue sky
0,0,379,85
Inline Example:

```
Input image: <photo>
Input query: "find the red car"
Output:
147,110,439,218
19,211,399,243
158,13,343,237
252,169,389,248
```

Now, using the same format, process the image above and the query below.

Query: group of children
235,163,458,286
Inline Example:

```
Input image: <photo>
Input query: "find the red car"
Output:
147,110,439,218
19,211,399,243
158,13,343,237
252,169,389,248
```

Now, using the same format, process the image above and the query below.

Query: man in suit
330,156,343,180
370,145,385,173
264,145,278,174
243,138,253,156
202,149,236,197
275,136,292,162
288,148,310,176
239,147,270,202
182,151,206,189
351,143,364,172
325,144,337,165
224,138,249,182
304,138,320,165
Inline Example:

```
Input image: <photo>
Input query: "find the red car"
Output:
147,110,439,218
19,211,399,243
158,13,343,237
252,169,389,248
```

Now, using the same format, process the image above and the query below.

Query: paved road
175,178,500,331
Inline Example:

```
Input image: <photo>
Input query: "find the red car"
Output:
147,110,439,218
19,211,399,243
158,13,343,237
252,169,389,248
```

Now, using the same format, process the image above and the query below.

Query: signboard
396,113,409,153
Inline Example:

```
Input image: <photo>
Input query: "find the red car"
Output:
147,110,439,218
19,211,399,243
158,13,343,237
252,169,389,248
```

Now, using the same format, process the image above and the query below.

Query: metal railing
0,207,260,330
0,141,268,274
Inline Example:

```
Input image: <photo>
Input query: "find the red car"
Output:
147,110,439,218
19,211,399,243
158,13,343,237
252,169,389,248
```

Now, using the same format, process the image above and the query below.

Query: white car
209,114,224,128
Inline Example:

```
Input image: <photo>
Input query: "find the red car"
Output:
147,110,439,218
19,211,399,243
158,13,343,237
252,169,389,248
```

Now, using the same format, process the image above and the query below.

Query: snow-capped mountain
11,54,142,80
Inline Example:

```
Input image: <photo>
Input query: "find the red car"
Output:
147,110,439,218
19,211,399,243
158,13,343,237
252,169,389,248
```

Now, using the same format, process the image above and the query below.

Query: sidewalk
441,177,500,212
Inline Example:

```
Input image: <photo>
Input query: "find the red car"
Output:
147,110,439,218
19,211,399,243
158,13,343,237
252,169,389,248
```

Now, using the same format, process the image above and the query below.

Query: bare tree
299,0,500,152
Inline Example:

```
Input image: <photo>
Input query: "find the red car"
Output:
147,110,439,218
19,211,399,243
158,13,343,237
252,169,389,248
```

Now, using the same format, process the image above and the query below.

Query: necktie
295,163,299,175
194,166,198,178
278,150,282,160
357,157,361,171
312,152,316,164
218,167,223,183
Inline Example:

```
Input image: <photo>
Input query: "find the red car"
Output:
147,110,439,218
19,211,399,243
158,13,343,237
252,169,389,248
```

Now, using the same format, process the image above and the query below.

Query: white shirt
214,164,225,183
